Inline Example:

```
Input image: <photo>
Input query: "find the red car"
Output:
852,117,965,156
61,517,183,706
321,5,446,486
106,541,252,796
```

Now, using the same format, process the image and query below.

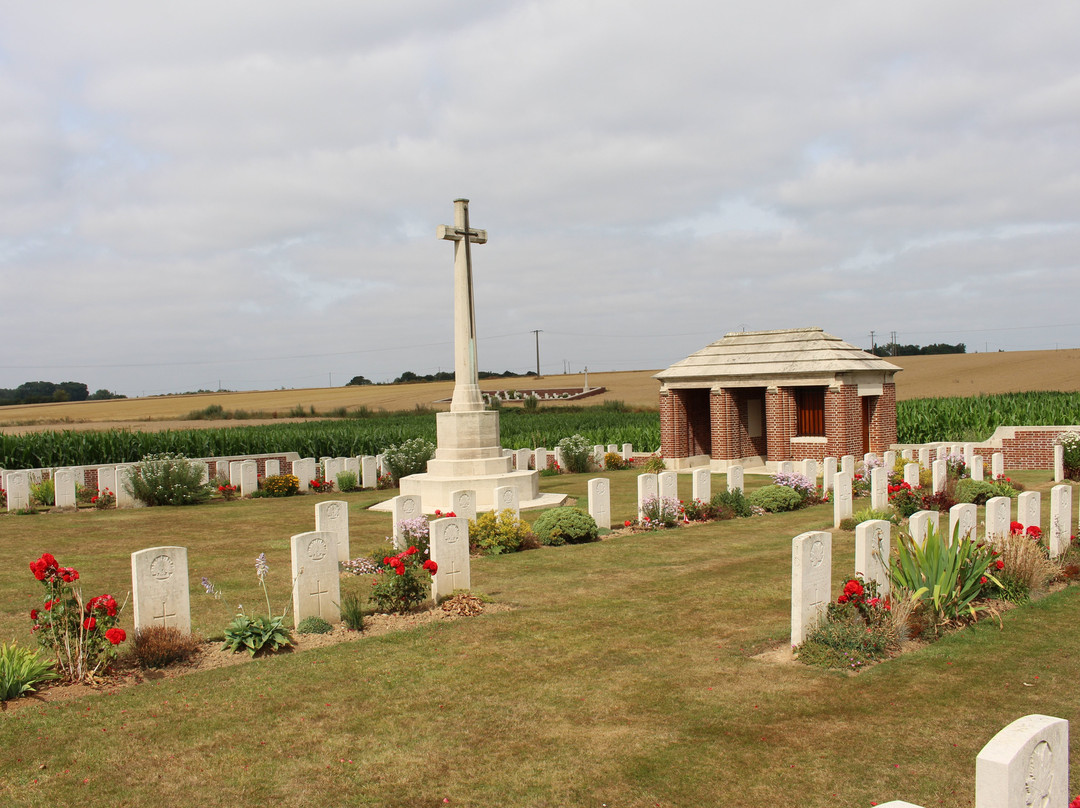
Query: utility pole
532,330,542,377
890,331,898,356
869,330,876,354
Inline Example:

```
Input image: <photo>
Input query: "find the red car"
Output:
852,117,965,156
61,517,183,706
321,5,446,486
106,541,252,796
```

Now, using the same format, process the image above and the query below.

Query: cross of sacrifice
438,198,488,413
153,600,176,627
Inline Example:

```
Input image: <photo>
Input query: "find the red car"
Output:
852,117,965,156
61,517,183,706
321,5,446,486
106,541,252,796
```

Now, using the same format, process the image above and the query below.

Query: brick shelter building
655,328,900,470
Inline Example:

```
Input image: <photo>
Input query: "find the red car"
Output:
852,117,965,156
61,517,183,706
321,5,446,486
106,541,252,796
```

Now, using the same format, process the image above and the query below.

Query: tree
346,376,373,386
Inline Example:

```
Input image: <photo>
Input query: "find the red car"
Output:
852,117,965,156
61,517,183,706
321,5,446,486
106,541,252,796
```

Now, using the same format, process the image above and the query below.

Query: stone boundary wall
895,425,1080,470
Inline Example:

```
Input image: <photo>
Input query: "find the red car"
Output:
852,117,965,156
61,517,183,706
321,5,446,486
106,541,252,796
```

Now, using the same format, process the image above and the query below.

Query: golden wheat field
1,350,1078,434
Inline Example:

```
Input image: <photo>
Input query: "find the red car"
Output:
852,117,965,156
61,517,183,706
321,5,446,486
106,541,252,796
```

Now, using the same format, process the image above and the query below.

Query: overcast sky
2,1,1078,396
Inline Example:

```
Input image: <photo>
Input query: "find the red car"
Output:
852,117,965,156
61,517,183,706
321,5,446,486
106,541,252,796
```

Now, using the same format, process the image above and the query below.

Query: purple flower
255,553,269,581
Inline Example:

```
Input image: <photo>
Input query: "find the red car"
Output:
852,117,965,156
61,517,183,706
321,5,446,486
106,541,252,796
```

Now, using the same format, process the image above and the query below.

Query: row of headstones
579,467,747,529
317,455,382,489
502,443,638,471
3,465,145,511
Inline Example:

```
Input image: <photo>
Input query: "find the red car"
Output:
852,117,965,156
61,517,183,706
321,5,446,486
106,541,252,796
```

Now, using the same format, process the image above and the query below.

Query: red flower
837,594,849,604
382,556,392,565
104,628,126,645
83,617,96,631
624,520,632,527
446,511,456,518
394,566,405,576
842,579,864,598
980,576,988,584
405,546,418,556
422,559,438,575
995,559,1005,570
1010,521,1024,535
29,609,38,620
1026,526,1042,538
44,599,58,611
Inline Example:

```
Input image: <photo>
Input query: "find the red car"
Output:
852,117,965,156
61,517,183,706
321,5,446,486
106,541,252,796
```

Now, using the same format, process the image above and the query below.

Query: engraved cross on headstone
153,600,176,627
438,198,488,413
444,557,466,591
309,578,329,615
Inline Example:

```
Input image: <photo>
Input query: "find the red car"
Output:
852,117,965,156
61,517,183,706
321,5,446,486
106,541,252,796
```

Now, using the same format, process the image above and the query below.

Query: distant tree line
871,342,966,357
0,380,126,406
347,370,537,386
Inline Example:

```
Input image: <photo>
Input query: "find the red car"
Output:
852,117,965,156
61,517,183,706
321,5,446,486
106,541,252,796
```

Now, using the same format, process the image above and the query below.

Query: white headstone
622,443,633,461
949,503,977,545
903,463,920,488
1017,491,1041,535
430,516,470,600
494,485,519,517
777,460,794,474
290,531,341,626
197,461,211,485
637,473,659,520
727,465,744,494
863,452,877,467
658,471,678,503
131,546,191,634
841,455,855,477
855,520,891,597
1049,484,1072,558
918,447,930,468
901,449,913,461
692,468,711,503
936,445,947,461
607,444,618,454
553,447,566,470
870,467,888,510
985,496,1011,542
1,471,23,512
833,471,853,527
315,500,350,563
451,489,477,522
883,450,896,470
974,714,1069,808
932,459,947,494
800,459,818,484
991,452,1004,479
343,457,360,484
114,465,138,509
909,510,939,548
264,459,281,478
791,531,832,648
822,457,837,493
534,448,548,473
392,494,423,551
970,454,984,481
361,456,378,489
376,454,387,475
229,461,242,486
53,468,76,509
324,457,346,486
292,458,316,492
1054,444,1065,482
961,443,973,467
240,460,258,498
587,478,611,530
592,445,604,467
97,467,117,504
515,448,531,471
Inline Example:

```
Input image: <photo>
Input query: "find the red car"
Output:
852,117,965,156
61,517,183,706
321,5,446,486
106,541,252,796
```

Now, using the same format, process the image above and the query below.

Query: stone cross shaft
438,198,488,413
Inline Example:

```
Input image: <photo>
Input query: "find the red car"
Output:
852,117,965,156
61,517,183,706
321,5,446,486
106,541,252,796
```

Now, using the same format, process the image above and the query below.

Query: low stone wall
893,425,1080,470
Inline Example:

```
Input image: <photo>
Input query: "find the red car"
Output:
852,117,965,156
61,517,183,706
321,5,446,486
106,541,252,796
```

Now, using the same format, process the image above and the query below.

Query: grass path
1,472,1078,807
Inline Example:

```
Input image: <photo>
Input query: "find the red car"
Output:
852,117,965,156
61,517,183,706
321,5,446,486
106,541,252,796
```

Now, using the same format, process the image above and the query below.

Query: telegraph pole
532,330,542,377
869,330,876,354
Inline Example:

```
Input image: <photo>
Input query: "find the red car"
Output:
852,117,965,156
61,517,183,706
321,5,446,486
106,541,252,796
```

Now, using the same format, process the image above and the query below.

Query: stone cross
439,198,488,413
131,546,191,634
290,531,341,626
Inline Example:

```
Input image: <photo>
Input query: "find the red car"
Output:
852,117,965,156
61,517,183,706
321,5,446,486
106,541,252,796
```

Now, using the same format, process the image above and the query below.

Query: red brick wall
870,383,897,453
790,441,828,462
659,392,682,459
766,387,797,462
969,430,1066,470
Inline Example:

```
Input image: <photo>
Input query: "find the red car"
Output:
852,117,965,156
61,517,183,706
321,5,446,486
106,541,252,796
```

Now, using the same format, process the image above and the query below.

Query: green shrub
469,509,537,555
642,456,666,475
338,591,364,631
746,485,803,513
851,507,899,525
796,603,893,669
262,474,299,496
382,438,436,483
223,614,293,656
955,478,1015,505
127,453,210,506
1057,431,1080,479
556,434,591,474
523,395,539,412
296,616,334,634
0,641,58,701
604,452,629,470
370,547,436,612
335,470,359,492
131,626,202,669
710,489,753,518
30,478,55,506
533,507,599,546
640,495,681,528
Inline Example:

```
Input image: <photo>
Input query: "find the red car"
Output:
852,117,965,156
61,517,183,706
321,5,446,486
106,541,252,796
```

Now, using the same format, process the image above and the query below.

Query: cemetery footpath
1,467,1080,805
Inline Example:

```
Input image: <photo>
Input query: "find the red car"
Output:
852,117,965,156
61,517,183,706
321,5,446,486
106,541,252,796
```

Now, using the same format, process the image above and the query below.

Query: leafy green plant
639,495,681,528
1056,431,1080,480
710,489,752,518
30,478,55,506
335,470,359,492
746,485,803,513
604,452,630,470
851,506,899,525
92,487,116,509
370,547,437,613
954,478,1015,505
382,438,436,482
469,509,537,555
215,553,293,656
126,452,210,506
338,590,365,631
296,616,334,634
130,626,202,669
533,507,599,546
556,434,592,474
642,456,666,475
29,552,127,682
889,523,1002,630
523,395,539,412
0,641,58,700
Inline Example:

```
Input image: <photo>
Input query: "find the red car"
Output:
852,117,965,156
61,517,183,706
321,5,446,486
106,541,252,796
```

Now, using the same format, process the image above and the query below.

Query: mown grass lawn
0,470,1077,808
